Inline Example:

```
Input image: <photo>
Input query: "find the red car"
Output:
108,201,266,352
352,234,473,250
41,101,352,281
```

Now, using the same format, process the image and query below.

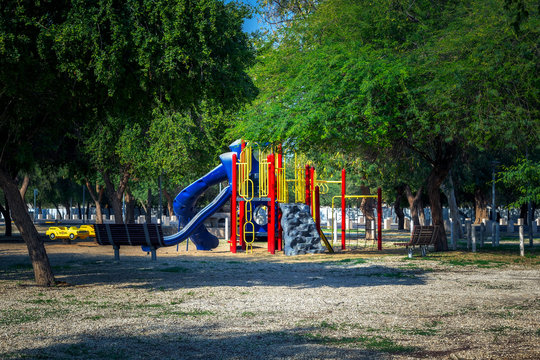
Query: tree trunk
474,187,489,224
145,188,153,224
53,203,62,220
163,188,175,217
359,185,375,240
519,203,528,224
425,146,456,251
404,185,424,226
442,173,464,238
86,201,91,221
125,189,135,224
85,180,104,224
62,202,71,219
0,196,12,236
18,174,30,201
394,186,405,230
102,168,130,224
77,202,82,219
427,175,447,251
0,169,56,286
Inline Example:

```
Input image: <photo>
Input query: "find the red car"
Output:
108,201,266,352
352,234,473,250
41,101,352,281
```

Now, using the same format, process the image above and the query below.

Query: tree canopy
235,0,539,249
0,0,257,285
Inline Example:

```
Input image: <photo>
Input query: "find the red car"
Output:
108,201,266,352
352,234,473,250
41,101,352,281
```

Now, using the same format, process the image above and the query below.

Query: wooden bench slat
395,225,440,249
95,224,164,248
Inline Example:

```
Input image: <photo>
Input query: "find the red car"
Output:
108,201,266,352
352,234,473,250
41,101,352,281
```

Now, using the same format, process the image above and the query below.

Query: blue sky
226,0,263,33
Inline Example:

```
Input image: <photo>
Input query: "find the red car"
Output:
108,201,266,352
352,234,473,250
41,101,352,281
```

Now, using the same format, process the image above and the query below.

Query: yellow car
68,226,89,240
45,226,69,240
45,226,89,240
78,225,95,238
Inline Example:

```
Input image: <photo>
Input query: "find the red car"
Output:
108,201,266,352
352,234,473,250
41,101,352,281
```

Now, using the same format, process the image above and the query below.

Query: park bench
95,224,164,260
394,225,440,257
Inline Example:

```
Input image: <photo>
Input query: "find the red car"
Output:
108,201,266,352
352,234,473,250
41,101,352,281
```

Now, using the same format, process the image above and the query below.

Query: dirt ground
1,232,539,360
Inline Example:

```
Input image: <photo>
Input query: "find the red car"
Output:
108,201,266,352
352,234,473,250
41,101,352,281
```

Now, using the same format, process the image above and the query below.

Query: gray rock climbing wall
279,203,326,256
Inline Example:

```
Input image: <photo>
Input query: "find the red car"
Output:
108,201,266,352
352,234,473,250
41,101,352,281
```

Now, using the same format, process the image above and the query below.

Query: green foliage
236,0,539,210
498,157,540,206
2,0,257,204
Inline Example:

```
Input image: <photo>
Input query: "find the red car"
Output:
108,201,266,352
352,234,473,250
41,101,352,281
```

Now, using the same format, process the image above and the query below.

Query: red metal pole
240,141,247,250
315,186,321,232
341,168,346,250
268,154,276,254
310,166,315,215
230,153,237,253
305,164,310,207
277,147,283,251
377,187,382,251
239,200,245,250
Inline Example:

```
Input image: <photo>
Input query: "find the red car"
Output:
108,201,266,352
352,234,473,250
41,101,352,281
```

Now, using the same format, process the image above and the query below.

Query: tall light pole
526,149,533,247
82,184,85,224
491,160,499,222
491,160,500,246
33,189,38,223
158,173,162,223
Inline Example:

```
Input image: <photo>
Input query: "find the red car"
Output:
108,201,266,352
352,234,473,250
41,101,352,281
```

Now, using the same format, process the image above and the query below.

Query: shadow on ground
0,323,418,360
0,246,428,290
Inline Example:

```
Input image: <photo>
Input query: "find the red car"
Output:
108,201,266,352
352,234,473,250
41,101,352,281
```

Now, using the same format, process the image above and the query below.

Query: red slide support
277,147,283,251
268,154,276,254
310,166,315,215
239,199,245,250
305,164,311,207
315,186,321,232
230,154,237,253
341,168,346,250
377,187,382,251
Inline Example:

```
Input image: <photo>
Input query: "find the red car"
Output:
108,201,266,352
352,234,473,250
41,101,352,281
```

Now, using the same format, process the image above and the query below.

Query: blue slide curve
143,152,235,251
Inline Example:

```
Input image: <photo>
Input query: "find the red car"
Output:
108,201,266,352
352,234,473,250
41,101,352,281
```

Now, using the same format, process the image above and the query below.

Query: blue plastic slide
142,152,235,251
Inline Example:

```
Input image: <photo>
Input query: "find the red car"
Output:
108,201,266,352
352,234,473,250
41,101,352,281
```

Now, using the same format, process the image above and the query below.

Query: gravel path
1,240,539,359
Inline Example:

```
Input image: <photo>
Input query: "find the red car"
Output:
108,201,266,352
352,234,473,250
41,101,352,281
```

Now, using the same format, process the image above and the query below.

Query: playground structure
228,141,383,254
96,140,383,256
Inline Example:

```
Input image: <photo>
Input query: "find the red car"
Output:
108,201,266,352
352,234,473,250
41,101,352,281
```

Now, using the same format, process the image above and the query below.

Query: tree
1,0,256,285
499,156,540,208
236,0,539,250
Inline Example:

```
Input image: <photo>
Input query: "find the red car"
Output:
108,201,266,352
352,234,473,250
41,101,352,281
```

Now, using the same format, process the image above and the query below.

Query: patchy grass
365,272,416,279
318,321,338,330
153,309,215,318
486,325,514,334
241,311,256,318
402,249,540,268
443,259,506,268
51,264,74,271
300,333,415,353
63,344,91,357
158,266,189,273
25,299,59,305
0,308,66,326
134,303,166,309
7,263,33,271
333,258,367,265
396,328,438,336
